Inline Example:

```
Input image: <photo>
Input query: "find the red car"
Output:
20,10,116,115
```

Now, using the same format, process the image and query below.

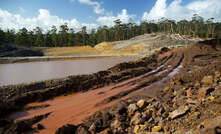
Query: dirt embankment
60,39,221,134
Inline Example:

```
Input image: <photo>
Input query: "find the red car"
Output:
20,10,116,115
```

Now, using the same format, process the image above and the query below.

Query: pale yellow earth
41,33,202,57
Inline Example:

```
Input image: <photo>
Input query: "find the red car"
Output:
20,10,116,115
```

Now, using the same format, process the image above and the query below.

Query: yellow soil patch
94,42,117,51
43,46,101,56
103,44,143,55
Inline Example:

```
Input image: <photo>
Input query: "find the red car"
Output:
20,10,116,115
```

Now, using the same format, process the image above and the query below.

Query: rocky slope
54,39,221,134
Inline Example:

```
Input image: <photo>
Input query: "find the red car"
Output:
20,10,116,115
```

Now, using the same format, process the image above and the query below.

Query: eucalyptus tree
59,23,69,46
68,28,75,46
81,26,88,46
15,27,29,46
34,27,44,47
50,25,58,47
191,14,204,37
206,18,216,38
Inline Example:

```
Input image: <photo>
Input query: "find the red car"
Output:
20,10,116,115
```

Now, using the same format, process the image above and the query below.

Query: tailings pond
0,57,136,86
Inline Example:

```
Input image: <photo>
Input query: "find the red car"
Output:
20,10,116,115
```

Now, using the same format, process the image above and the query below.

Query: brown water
0,57,135,86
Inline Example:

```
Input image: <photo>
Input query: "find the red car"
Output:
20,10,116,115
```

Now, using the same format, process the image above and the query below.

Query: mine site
1,0,221,134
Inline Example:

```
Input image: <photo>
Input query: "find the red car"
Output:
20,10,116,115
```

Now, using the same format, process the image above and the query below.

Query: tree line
0,14,221,47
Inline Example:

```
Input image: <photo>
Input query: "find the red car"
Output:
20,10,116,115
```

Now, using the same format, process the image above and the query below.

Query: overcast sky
0,0,221,32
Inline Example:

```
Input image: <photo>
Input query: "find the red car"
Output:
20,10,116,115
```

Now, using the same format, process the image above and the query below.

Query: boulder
98,128,111,134
169,105,189,119
201,75,214,85
130,112,143,125
215,71,221,79
128,103,138,116
151,126,162,132
137,99,146,108
186,89,193,97
198,87,215,99
4,121,32,134
76,126,89,134
55,124,78,134
37,124,44,130
164,86,170,92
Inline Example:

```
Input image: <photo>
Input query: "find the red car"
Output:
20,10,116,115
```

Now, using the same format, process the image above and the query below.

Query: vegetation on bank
0,14,221,48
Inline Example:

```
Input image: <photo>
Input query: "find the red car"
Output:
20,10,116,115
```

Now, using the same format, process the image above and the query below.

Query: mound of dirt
94,33,199,56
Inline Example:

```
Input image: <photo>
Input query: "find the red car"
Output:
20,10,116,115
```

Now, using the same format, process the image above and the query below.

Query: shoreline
0,54,139,64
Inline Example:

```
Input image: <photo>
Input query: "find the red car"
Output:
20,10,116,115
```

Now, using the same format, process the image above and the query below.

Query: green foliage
1,14,221,47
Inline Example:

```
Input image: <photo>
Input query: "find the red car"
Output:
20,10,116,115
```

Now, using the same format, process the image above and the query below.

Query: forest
0,14,221,47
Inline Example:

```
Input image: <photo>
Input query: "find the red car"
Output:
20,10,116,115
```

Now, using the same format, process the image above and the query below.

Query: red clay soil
10,77,142,134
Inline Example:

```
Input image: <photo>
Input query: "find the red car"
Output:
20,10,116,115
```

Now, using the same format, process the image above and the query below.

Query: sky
0,0,221,32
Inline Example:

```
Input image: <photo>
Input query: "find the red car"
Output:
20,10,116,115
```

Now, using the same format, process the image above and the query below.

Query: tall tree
50,25,58,47
59,23,69,46
68,28,75,46
81,26,87,45
15,27,29,46
34,27,44,47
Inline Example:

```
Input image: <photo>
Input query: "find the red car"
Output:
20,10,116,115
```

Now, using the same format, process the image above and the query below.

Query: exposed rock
186,89,192,97
195,116,221,134
128,103,138,116
98,128,111,134
134,125,140,133
215,71,221,79
209,96,215,101
130,112,143,125
37,124,44,130
76,126,89,134
110,101,127,116
110,119,121,129
198,87,215,99
4,120,32,134
88,123,96,133
164,86,170,92
195,81,201,88
55,124,77,134
137,99,146,108
151,126,162,132
169,105,189,119
201,75,214,85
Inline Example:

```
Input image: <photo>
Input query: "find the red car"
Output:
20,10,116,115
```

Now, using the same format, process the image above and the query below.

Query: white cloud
78,0,105,14
142,0,221,21
0,8,98,32
97,9,135,27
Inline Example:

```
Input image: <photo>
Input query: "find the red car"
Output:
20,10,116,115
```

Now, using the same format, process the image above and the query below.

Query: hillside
42,33,201,57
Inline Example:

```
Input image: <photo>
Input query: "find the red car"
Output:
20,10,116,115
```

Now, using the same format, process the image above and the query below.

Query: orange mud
10,77,142,134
